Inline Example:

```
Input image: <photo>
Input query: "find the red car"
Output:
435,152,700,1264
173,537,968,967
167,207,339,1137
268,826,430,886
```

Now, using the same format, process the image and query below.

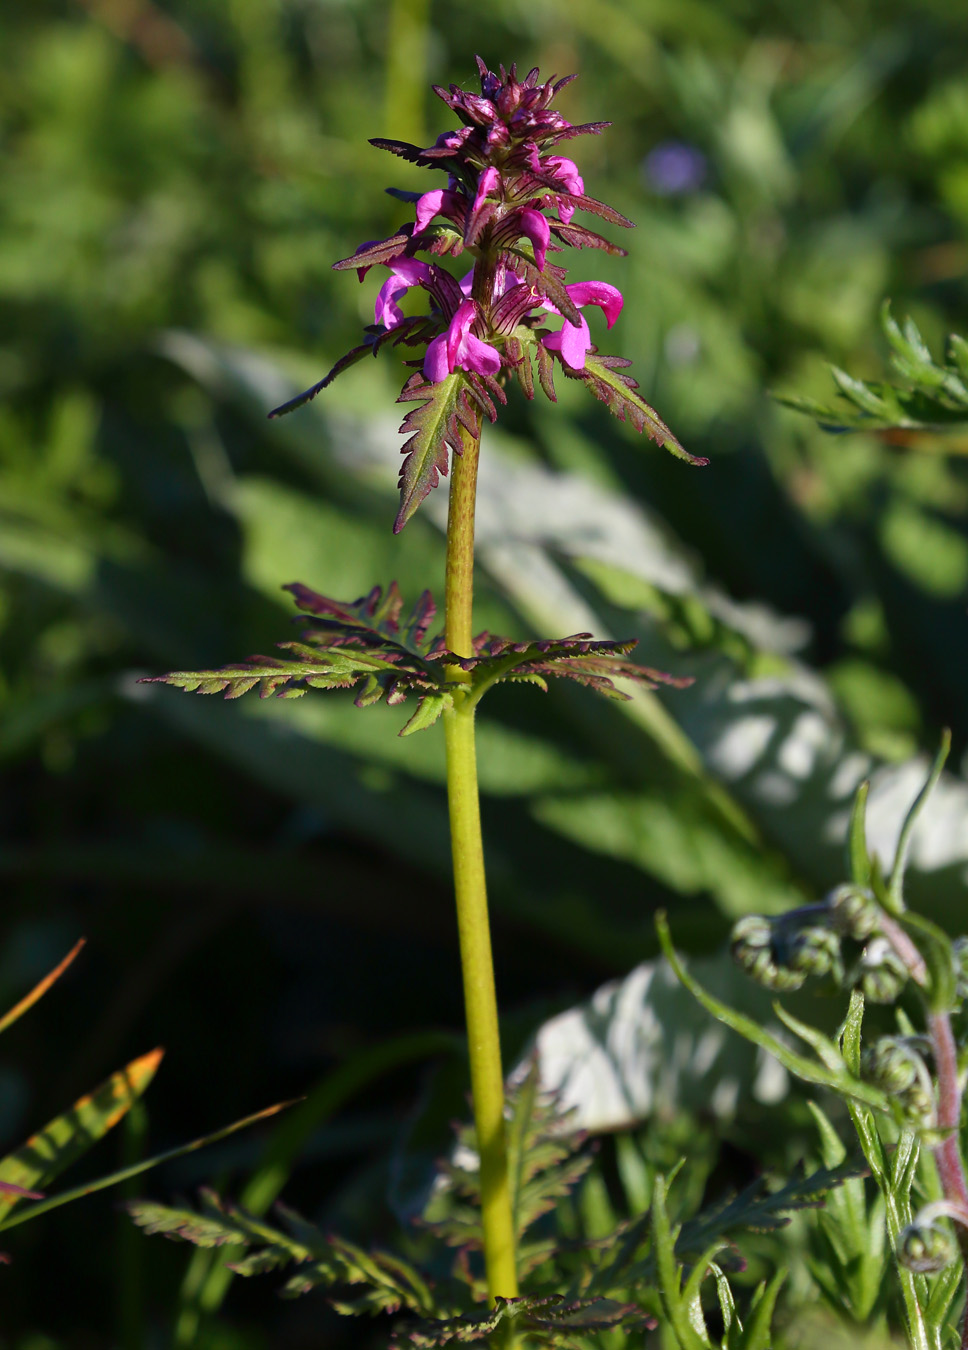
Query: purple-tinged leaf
549,221,628,256
506,338,535,400
421,223,466,259
549,120,612,142
525,176,634,229
394,372,474,533
368,138,433,164
268,318,435,419
139,650,418,703
568,350,708,465
464,200,498,249
507,259,581,326
286,581,437,657
560,193,634,228
536,341,557,403
332,232,413,272
143,584,694,727
461,374,503,424
399,589,437,649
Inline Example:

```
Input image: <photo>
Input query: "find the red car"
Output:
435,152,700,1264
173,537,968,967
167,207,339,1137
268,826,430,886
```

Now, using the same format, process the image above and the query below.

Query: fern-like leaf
267,316,436,419
394,372,479,532
402,1293,647,1349
566,351,708,465
777,303,968,435
142,585,691,730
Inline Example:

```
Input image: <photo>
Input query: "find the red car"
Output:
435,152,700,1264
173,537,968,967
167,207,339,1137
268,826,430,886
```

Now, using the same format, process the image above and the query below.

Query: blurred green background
4,0,968,1344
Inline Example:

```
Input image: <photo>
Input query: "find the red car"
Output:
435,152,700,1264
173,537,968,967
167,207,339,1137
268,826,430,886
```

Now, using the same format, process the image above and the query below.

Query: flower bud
785,924,843,981
861,1037,919,1093
731,914,773,954
730,915,806,991
854,937,908,1003
897,1080,936,1127
827,884,880,941
898,1221,957,1274
861,1037,936,1126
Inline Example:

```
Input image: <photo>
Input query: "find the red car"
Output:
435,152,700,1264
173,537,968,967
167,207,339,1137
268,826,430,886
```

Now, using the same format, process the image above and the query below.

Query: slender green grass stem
443,425,519,1304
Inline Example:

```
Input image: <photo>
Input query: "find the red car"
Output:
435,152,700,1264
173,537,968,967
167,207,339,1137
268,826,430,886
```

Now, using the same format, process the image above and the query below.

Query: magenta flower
514,209,550,271
424,300,502,382
528,148,585,223
374,258,434,328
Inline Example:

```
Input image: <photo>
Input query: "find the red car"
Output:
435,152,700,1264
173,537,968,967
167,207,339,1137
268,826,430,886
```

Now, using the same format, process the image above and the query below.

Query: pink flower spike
423,300,501,383
519,208,550,271
374,259,433,328
565,280,623,328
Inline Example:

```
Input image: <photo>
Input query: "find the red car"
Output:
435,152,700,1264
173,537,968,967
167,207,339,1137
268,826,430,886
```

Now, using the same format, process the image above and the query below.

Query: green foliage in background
4,0,968,1346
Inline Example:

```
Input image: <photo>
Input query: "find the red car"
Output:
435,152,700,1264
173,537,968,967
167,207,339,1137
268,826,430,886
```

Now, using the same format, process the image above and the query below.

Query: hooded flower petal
414,187,464,234
374,258,434,328
518,208,550,270
472,166,501,214
546,155,584,222
546,155,584,195
564,280,623,328
539,280,624,369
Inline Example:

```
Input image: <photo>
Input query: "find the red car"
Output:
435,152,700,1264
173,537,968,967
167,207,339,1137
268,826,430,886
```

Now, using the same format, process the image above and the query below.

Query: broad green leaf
0,1047,163,1221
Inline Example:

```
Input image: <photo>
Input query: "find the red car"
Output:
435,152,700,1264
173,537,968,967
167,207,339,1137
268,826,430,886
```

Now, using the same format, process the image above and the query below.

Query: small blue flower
643,141,707,196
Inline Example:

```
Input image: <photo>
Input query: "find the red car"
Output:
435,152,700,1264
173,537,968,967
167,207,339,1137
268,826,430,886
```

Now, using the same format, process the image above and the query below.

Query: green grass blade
0,1097,295,1234
0,1047,163,1223
0,938,85,1036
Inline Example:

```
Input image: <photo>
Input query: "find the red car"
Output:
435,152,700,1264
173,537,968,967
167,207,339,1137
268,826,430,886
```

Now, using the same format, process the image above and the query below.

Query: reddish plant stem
928,1011,968,1264
880,914,968,1342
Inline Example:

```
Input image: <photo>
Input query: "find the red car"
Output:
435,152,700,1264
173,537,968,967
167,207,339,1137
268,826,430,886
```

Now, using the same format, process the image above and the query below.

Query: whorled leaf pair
141,581,692,735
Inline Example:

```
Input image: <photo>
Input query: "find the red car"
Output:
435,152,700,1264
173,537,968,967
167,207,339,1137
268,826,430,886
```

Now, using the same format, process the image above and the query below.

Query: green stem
443,424,519,1303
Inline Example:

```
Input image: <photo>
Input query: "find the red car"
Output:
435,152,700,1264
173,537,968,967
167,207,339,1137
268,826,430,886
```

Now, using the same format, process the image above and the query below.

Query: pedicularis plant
132,61,968,1350
142,58,702,1310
